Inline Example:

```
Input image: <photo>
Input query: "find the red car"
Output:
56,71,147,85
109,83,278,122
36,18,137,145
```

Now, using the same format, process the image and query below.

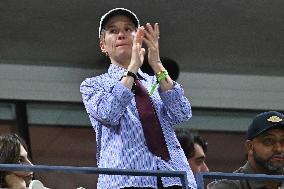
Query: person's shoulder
81,72,111,86
85,72,110,81
207,179,242,189
207,166,247,189
28,180,48,189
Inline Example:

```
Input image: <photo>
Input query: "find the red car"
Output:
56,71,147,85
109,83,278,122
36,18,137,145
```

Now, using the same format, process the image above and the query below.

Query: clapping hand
143,23,161,70
129,26,146,70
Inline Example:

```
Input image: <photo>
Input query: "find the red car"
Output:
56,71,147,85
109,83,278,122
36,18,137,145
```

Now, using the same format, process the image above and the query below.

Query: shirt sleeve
158,82,192,125
80,77,134,126
207,180,242,189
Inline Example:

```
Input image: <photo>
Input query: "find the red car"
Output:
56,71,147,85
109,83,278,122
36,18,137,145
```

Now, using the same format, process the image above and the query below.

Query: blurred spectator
207,111,284,189
176,129,209,176
0,133,46,189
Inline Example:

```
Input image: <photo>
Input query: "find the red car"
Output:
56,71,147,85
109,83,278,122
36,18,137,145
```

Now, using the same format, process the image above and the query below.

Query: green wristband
150,70,169,95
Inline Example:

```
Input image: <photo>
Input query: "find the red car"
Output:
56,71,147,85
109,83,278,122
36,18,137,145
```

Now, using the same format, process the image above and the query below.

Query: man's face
100,15,136,64
247,128,284,174
14,145,33,186
188,143,209,176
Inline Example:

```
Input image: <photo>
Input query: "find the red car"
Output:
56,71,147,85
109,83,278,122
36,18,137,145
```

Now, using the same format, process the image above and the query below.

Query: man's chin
114,51,132,61
267,162,284,174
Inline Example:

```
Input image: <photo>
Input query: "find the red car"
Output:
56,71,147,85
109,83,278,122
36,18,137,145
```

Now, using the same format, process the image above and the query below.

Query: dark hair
175,128,208,159
0,134,28,187
175,128,194,159
193,135,208,155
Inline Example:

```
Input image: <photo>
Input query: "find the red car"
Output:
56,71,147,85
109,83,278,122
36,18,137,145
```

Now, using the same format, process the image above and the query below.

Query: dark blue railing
6,164,283,189
196,172,284,189
0,164,189,189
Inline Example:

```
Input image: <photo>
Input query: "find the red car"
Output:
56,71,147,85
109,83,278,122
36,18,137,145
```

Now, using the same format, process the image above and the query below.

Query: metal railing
0,164,189,189
196,172,284,189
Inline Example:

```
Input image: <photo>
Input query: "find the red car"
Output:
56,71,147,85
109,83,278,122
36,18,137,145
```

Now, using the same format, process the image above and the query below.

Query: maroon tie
134,78,170,161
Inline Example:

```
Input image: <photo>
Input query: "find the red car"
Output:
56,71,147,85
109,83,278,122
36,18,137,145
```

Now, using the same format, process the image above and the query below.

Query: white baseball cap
98,8,140,38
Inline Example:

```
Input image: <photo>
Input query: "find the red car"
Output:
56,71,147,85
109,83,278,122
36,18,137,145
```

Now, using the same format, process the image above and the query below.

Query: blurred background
0,0,283,188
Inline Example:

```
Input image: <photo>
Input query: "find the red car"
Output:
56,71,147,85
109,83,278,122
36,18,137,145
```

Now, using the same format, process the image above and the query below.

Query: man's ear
100,40,106,53
245,140,253,155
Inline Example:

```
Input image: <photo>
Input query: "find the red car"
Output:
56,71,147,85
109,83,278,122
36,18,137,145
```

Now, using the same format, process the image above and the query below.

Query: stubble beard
253,148,284,174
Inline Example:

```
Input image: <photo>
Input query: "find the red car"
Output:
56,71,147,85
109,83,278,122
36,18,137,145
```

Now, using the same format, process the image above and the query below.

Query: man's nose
201,162,209,172
273,142,284,153
24,158,33,166
117,30,127,40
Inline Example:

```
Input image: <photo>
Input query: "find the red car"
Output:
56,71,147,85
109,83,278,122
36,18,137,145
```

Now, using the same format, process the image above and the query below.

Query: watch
122,70,137,79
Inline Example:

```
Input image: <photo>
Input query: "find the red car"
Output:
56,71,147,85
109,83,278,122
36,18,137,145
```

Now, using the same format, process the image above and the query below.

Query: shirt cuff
159,82,184,103
113,82,134,104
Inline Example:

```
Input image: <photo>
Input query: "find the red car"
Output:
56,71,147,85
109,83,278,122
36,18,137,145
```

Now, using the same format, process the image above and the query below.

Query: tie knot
133,78,142,94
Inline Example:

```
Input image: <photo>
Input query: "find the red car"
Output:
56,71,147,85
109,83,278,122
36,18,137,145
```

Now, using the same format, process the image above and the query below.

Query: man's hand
143,23,161,72
128,26,145,72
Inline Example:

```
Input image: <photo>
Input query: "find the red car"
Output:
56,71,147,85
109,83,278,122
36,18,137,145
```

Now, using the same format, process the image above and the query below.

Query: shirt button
157,156,161,161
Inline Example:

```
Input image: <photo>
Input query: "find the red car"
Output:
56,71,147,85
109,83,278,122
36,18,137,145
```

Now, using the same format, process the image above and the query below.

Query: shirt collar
108,64,125,80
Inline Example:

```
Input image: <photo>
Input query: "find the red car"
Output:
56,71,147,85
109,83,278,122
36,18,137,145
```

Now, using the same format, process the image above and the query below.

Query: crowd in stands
1,6,284,189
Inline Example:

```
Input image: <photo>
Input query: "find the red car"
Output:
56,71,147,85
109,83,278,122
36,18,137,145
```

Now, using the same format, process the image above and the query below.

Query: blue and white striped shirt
80,64,196,189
